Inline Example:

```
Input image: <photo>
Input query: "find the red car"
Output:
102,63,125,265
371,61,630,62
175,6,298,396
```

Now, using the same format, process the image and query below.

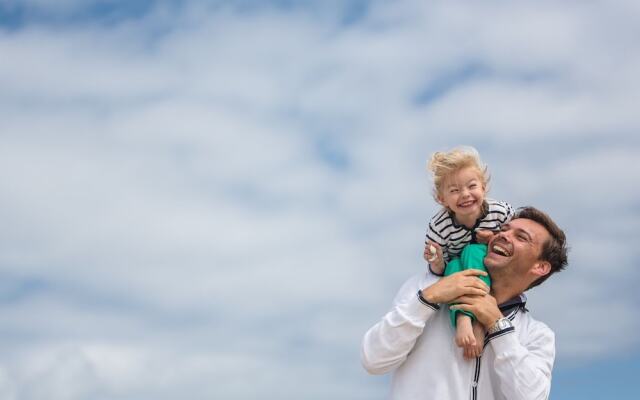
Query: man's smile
490,240,512,257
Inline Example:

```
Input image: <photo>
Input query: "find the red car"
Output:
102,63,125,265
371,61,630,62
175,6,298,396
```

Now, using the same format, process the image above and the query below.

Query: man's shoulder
516,309,555,339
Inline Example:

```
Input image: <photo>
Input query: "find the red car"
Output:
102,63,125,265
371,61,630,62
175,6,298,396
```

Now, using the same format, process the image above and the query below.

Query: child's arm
424,241,445,275
475,229,495,244
425,213,448,275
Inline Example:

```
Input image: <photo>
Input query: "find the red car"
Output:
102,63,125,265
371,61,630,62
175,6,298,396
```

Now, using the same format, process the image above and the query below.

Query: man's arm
489,322,554,400
451,296,554,400
360,275,439,375
361,270,490,375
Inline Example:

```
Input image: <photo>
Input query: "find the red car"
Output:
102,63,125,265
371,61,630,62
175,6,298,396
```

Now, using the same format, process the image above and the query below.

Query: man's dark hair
515,206,569,290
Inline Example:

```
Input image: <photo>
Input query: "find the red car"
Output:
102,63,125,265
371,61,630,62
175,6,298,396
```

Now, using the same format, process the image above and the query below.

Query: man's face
484,218,550,276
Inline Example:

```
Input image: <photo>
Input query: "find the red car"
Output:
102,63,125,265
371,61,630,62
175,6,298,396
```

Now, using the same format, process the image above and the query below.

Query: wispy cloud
1,0,639,398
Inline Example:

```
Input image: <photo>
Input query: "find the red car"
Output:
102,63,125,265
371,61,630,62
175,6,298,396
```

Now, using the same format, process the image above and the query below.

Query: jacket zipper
471,356,481,400
470,307,522,400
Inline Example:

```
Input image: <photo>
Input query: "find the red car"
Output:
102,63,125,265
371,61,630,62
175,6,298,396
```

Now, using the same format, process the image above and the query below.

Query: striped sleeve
504,201,515,223
485,199,515,225
425,208,451,262
494,200,515,224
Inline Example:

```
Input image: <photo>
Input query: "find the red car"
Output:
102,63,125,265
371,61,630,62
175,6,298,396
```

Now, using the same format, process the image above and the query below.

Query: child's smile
438,166,486,227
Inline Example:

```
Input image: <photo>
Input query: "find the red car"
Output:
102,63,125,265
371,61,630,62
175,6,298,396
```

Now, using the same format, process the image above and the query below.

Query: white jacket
361,272,555,400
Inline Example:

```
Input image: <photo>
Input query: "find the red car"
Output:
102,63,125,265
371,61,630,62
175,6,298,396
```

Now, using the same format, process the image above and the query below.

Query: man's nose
494,231,509,242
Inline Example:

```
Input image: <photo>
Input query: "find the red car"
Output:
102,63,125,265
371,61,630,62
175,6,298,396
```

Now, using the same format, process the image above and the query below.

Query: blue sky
1,0,639,399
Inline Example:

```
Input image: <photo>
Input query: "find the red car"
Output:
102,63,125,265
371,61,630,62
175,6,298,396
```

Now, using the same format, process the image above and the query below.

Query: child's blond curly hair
428,146,491,204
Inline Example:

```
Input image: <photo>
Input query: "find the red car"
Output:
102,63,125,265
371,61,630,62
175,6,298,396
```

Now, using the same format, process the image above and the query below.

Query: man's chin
484,254,508,269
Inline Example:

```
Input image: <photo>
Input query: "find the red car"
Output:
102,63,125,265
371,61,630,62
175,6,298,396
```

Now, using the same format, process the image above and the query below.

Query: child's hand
475,229,495,244
424,241,445,275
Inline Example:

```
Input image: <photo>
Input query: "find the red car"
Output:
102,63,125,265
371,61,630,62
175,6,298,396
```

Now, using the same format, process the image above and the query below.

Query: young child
423,146,514,359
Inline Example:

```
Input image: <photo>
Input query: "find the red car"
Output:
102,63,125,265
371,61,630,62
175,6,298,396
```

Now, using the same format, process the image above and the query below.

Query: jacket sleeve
360,274,439,375
488,321,555,400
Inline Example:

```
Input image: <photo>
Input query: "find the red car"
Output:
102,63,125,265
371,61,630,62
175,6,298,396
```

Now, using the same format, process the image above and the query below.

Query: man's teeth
493,245,509,256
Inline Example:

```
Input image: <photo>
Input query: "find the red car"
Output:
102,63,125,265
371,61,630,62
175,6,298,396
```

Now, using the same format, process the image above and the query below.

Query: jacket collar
499,293,528,316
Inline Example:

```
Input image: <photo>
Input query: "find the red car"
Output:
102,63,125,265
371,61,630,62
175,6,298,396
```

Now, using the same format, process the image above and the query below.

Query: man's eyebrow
501,224,532,239
515,227,533,241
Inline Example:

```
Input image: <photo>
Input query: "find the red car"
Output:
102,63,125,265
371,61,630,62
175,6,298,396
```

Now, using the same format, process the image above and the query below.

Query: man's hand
421,269,490,304
450,294,503,329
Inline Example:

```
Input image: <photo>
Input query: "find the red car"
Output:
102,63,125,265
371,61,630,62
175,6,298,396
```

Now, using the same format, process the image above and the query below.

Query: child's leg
446,247,490,328
459,243,491,287
471,320,486,358
454,244,491,359
445,258,464,327
455,313,475,349
457,245,491,327
456,314,476,359
444,256,463,276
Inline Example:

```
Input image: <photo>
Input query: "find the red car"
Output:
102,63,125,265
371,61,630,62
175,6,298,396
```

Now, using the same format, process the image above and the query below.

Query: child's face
438,166,486,220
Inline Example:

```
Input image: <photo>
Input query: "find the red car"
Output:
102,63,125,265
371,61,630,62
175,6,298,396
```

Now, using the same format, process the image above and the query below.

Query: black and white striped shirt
425,198,515,264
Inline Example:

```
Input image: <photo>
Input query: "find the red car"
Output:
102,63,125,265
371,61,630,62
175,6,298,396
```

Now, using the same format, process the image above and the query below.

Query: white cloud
1,0,639,398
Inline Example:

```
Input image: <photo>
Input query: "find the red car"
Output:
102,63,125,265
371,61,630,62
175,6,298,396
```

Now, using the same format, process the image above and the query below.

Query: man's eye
469,184,477,189
450,189,459,193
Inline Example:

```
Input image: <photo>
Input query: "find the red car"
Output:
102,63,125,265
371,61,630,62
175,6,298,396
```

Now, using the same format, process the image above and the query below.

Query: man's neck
490,279,525,306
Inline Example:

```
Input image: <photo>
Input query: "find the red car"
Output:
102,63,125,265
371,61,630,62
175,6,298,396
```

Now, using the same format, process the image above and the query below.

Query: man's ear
532,261,551,278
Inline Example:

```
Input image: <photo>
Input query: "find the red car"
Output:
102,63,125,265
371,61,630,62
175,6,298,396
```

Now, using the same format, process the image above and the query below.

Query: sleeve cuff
487,325,517,348
428,264,445,277
417,290,441,310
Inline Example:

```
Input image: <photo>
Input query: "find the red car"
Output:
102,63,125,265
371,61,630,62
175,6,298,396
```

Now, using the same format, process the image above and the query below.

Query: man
361,207,568,400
